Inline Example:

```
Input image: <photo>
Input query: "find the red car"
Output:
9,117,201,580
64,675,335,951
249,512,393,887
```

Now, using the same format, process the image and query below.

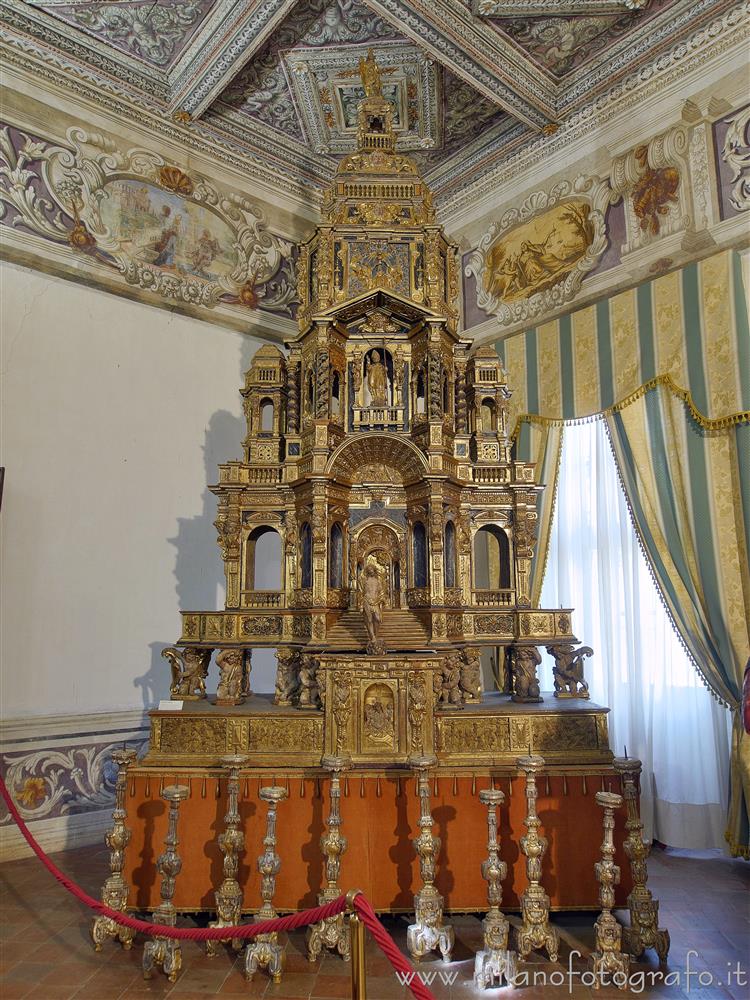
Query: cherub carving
298,654,320,709
460,646,483,702
215,648,245,705
274,649,299,707
511,645,542,703
546,643,592,699
162,646,211,700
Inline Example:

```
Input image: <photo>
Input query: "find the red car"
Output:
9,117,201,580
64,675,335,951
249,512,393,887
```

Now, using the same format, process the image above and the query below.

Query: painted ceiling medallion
284,42,440,153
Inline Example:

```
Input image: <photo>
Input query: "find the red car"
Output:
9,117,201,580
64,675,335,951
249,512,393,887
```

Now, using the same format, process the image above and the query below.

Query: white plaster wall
0,261,278,717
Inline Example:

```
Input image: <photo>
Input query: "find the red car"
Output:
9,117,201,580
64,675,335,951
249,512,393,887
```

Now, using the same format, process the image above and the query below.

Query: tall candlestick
307,755,352,962
143,784,190,982
91,748,137,952
406,754,454,962
245,785,289,982
474,788,517,989
591,791,630,989
207,755,249,956
612,757,670,961
515,754,559,962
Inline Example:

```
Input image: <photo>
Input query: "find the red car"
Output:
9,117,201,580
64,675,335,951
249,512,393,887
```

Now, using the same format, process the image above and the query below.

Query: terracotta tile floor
1,843,748,999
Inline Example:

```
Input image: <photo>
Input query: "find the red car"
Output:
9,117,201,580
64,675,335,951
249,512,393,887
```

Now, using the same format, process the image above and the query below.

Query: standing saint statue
366,350,389,406
359,48,383,98
360,557,387,652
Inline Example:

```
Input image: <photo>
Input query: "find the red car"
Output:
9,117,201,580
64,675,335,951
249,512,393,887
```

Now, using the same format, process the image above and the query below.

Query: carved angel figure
436,654,463,709
546,643,592,699
359,48,383,98
162,646,211,700
459,647,483,702
215,648,245,705
298,654,320,708
274,649,299,707
511,645,542,702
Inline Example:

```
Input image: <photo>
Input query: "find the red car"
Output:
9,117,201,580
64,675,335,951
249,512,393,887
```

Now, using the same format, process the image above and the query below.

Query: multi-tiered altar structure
127,55,628,915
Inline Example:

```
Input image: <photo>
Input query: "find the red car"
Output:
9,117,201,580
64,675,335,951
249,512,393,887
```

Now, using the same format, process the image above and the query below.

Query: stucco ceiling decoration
6,0,742,204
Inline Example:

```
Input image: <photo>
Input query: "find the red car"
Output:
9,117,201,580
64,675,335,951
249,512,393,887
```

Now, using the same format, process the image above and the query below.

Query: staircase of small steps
324,609,432,651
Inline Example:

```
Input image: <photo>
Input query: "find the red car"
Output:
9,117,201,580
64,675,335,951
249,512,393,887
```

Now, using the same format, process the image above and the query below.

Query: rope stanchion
1,772,438,999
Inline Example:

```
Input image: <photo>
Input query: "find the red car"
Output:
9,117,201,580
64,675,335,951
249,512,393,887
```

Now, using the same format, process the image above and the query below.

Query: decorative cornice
475,0,648,12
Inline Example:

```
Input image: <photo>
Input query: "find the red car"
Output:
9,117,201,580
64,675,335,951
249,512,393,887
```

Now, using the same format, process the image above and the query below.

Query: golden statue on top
359,48,383,98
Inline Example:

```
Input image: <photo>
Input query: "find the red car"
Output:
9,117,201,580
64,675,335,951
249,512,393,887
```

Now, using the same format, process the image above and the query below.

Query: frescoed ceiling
3,0,739,203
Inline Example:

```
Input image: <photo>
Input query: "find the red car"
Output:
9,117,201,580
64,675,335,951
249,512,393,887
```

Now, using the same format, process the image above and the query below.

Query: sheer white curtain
539,419,731,849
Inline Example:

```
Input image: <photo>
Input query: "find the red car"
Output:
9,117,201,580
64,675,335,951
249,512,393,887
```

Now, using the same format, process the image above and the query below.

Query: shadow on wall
134,337,258,710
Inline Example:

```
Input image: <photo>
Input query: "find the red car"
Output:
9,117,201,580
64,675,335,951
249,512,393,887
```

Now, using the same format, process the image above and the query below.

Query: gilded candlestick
591,790,630,990
143,784,190,982
474,788,517,989
406,754,454,962
613,757,670,961
91,748,137,952
245,785,289,982
515,754,559,962
207,754,249,956
307,755,352,962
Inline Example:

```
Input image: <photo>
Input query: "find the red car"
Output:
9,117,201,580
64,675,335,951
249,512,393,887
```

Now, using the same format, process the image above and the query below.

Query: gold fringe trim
724,830,750,859
510,373,750,442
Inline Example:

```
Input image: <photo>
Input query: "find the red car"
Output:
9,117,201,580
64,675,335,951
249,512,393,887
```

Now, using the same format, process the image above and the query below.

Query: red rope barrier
353,895,437,1000
1,772,439,999
0,772,345,940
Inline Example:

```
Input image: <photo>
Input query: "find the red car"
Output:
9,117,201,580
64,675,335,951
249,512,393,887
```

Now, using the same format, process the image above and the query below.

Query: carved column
207,755,249,956
307,755,352,962
407,754,454,962
591,791,630,989
245,786,289,983
613,757,670,961
515,754,559,962
474,788,517,989
143,785,190,982
455,361,468,433
215,502,242,609
286,359,300,434
91,748,137,952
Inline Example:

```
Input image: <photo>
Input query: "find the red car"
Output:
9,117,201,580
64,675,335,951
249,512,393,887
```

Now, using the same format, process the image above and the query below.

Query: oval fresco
99,179,237,282
484,199,595,304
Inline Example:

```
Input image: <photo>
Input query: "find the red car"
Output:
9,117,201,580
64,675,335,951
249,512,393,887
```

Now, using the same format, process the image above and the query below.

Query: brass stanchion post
347,891,367,1000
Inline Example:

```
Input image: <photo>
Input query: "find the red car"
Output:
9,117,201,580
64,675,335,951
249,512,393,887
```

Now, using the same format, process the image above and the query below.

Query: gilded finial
359,48,383,98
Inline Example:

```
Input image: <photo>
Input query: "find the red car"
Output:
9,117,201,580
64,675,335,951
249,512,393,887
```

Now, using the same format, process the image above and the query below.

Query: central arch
326,432,429,485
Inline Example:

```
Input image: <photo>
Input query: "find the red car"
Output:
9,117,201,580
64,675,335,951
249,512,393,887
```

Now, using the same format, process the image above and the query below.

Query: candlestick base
143,935,182,983
592,912,630,990
474,912,517,988
407,887,454,962
623,893,670,961
245,929,284,983
207,881,243,956
516,888,559,962
307,902,350,963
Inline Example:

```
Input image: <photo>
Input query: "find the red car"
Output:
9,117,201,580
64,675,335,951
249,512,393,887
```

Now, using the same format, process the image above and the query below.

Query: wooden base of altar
125,695,630,913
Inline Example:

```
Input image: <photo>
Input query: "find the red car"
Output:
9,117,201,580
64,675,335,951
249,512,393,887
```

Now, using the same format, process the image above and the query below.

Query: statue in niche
359,47,383,98
365,350,389,406
511,645,542,703
215,648,245,706
360,555,387,653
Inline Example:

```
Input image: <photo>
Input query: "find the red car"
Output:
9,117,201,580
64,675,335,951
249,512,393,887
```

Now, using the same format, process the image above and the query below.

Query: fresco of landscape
100,179,237,281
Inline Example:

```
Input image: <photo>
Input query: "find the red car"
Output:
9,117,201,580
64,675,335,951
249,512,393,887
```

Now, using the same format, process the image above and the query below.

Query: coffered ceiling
1,0,736,204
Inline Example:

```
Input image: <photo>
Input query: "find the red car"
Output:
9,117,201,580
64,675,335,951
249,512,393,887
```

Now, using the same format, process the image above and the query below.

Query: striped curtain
497,249,750,856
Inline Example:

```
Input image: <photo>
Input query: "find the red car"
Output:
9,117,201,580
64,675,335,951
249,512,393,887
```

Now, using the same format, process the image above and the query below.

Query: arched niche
363,348,393,407
473,524,511,590
442,372,450,413
412,521,428,588
329,522,345,588
415,369,426,415
481,397,497,433
331,372,341,416
444,520,457,589
259,398,274,433
245,526,282,590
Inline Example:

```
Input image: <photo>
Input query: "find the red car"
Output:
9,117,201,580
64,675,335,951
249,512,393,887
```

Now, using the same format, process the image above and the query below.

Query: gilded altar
135,52,622,914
